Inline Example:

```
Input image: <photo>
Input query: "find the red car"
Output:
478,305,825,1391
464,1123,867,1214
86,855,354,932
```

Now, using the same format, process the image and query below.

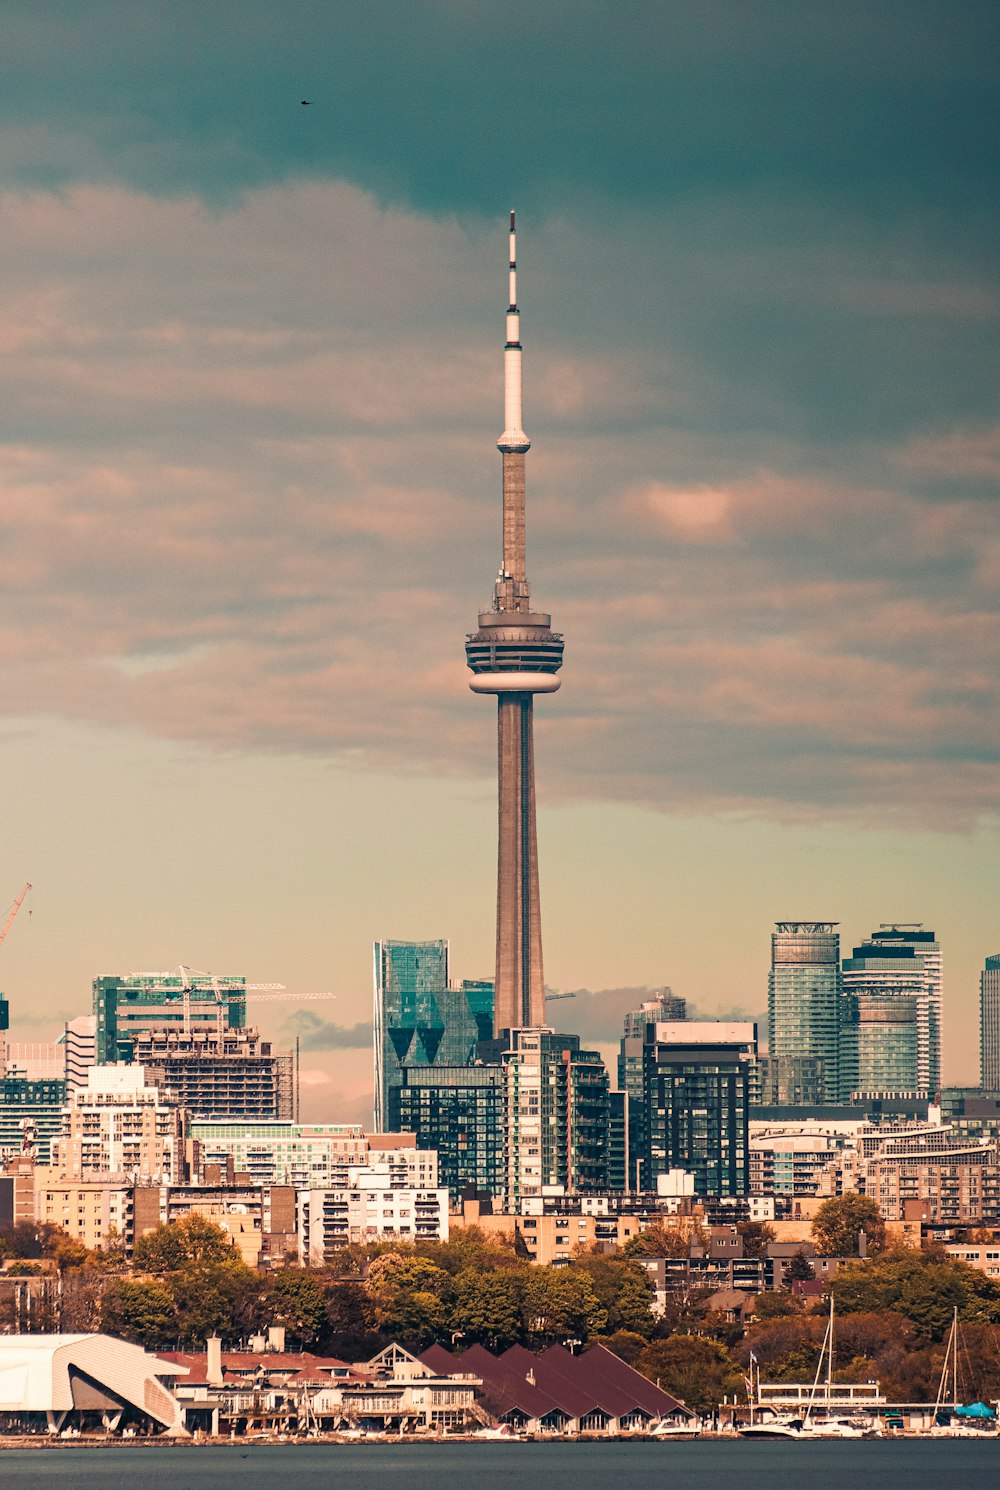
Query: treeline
6,1202,1000,1411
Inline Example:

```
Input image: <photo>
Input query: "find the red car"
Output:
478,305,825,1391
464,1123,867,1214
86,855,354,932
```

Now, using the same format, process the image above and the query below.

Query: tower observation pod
465,213,564,1034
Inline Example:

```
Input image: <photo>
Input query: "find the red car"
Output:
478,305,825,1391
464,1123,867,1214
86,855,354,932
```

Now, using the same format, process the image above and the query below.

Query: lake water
0,1439,995,1490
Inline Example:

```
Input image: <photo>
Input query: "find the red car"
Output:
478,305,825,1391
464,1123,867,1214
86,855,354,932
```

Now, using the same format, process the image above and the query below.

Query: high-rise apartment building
624,1021,755,1195
769,923,843,1104
61,1015,97,1094
390,1064,505,1203
0,1072,66,1164
132,1027,294,1120
465,216,564,1034
842,926,941,1097
502,1029,610,1209
981,955,1000,1089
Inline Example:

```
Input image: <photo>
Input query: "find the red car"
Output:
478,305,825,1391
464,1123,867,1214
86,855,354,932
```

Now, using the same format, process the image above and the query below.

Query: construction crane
0,883,31,1034
545,990,576,1001
243,990,338,1005
0,883,31,951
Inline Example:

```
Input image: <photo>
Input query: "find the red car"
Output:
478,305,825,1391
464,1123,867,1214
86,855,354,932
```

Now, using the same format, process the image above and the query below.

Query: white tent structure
0,1334,185,1435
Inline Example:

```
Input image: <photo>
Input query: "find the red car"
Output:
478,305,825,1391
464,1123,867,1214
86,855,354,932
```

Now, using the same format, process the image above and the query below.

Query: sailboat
798,1298,875,1438
929,1309,997,1437
739,1298,879,1439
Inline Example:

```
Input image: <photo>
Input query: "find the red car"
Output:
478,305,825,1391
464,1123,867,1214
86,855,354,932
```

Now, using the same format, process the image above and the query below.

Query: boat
929,1309,998,1436
738,1415,806,1440
651,1418,701,1439
739,1299,880,1439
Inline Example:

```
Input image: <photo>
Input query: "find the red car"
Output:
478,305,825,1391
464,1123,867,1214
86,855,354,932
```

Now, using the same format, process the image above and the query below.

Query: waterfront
0,1439,996,1489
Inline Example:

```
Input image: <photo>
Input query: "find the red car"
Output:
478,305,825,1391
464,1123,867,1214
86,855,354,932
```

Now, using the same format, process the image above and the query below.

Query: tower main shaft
466,214,563,1034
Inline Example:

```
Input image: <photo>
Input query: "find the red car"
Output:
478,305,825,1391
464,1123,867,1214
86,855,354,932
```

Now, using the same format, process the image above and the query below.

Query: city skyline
0,4,997,1118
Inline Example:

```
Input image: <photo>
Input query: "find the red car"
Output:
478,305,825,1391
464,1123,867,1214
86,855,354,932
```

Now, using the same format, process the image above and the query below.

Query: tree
325,1281,382,1359
812,1195,886,1257
624,1221,706,1259
170,1259,264,1346
568,1253,655,1337
133,1214,237,1272
450,1267,525,1348
100,1278,175,1347
522,1268,608,1344
267,1269,328,1348
737,1221,776,1260
591,1329,649,1366
785,1249,815,1283
638,1335,745,1413
830,1250,1000,1341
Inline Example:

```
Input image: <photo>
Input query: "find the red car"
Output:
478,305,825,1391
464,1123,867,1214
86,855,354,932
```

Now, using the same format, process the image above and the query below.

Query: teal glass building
373,939,495,1129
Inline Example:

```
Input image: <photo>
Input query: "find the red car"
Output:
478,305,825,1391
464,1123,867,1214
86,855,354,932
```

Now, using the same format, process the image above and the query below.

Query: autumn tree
811,1195,886,1257
638,1334,745,1413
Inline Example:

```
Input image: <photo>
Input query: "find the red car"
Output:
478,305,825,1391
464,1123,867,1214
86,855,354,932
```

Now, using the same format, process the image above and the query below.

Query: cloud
284,1010,374,1052
0,1,995,229
0,178,995,831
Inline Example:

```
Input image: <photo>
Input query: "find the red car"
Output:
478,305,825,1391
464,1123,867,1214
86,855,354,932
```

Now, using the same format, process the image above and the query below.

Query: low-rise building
33,1172,133,1251
134,1180,296,1266
298,1165,449,1264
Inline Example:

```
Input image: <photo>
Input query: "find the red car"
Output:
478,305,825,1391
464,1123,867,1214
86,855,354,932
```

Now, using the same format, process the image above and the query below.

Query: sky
0,1,997,1118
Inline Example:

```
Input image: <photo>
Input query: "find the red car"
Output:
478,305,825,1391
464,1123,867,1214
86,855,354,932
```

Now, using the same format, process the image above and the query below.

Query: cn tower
466,214,564,1034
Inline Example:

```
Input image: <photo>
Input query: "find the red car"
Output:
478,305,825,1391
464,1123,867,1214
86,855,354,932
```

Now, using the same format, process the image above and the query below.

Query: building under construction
93,970,295,1120
131,1028,295,1121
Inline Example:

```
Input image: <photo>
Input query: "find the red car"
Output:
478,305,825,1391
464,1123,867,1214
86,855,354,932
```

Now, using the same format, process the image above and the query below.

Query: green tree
569,1253,655,1337
830,1250,1000,1341
785,1249,815,1283
638,1334,745,1413
378,1289,449,1350
170,1259,264,1346
523,1268,608,1344
737,1221,776,1260
100,1278,175,1347
450,1267,525,1348
267,1269,328,1348
811,1195,886,1257
590,1329,648,1366
133,1214,237,1272
325,1280,382,1359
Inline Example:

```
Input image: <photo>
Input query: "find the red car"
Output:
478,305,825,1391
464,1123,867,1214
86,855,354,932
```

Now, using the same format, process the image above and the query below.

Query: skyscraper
502,1028,610,1208
856,925,942,1096
769,923,843,1104
622,1020,755,1194
842,932,929,1096
465,214,564,1035
981,954,1000,1089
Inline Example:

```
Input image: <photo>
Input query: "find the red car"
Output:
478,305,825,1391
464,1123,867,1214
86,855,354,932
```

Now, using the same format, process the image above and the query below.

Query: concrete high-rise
769,923,843,1103
981,954,1000,1089
466,215,564,1034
